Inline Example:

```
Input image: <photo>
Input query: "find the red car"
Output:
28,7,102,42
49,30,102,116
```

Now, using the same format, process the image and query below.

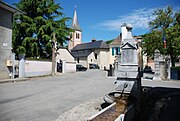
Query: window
70,33,72,39
112,47,120,56
95,53,97,59
76,33,80,39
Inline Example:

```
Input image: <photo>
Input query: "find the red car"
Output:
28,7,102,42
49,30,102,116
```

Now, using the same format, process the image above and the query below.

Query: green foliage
13,0,72,59
16,46,26,54
106,39,114,44
171,66,180,70
31,42,39,58
142,6,180,67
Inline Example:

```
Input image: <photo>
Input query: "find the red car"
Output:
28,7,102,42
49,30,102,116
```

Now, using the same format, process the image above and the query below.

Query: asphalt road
0,70,115,121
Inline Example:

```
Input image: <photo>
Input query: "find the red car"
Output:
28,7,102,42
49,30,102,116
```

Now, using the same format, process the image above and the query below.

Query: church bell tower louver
68,7,82,51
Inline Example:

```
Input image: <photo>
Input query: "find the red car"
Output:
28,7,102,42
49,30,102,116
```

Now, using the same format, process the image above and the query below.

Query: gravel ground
55,98,104,121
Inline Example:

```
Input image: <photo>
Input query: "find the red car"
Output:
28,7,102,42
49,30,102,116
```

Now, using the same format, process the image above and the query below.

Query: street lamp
14,12,22,24
10,13,22,79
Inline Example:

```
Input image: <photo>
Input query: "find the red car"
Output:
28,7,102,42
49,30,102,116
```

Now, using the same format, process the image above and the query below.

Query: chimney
92,37,96,42
121,23,128,42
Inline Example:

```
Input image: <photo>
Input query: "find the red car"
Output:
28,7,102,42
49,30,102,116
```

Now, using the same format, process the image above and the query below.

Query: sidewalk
0,77,29,84
142,78,180,88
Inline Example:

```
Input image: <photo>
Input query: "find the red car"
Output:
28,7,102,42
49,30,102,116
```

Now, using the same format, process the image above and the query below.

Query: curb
0,78,29,84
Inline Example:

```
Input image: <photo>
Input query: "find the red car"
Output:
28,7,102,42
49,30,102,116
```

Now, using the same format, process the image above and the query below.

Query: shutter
112,48,114,56
118,47,120,55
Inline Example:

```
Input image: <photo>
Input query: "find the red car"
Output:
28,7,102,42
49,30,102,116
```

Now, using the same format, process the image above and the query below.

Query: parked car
143,65,154,74
76,64,87,71
89,64,100,69
143,66,154,79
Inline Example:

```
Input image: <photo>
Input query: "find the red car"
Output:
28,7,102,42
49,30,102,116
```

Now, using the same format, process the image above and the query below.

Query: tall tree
13,0,72,58
142,6,180,67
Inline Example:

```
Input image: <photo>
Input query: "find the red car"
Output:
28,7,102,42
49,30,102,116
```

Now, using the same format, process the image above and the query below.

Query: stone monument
153,49,169,80
114,24,142,118
114,24,141,96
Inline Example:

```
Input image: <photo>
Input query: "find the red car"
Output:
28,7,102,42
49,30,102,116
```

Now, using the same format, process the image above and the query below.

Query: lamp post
11,12,22,79
52,32,56,76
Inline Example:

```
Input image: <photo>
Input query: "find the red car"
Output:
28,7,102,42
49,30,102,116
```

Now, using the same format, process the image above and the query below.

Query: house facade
109,24,144,70
0,1,23,79
109,34,121,65
71,40,110,69
56,47,75,62
56,47,76,73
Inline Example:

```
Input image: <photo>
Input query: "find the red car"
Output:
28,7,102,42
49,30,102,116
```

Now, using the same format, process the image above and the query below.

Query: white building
71,40,110,69
0,1,23,79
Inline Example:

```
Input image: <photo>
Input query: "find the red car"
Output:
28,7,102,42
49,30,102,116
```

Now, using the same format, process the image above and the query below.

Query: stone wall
0,8,13,79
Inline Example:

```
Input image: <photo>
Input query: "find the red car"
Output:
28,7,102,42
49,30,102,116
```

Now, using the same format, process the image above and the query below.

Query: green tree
142,6,180,67
13,0,72,58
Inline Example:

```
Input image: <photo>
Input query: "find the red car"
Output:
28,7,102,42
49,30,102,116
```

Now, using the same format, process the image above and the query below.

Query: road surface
0,70,115,121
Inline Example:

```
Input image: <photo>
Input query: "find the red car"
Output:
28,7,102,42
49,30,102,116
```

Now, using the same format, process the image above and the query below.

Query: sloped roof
0,1,24,14
71,51,92,58
72,9,81,31
71,40,109,51
110,34,122,45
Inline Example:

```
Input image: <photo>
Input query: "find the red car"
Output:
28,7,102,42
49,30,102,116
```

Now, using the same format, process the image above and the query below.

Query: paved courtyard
0,70,115,121
1,70,180,121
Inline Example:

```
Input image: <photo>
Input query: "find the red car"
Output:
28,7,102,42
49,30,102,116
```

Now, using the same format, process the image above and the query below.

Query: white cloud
96,8,156,31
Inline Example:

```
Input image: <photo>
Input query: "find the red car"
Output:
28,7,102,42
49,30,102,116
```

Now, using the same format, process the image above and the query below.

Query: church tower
68,8,82,51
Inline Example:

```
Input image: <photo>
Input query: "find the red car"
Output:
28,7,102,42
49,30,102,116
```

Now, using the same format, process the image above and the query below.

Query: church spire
72,6,81,31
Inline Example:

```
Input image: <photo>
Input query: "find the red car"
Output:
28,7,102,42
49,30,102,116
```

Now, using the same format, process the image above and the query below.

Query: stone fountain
103,23,142,121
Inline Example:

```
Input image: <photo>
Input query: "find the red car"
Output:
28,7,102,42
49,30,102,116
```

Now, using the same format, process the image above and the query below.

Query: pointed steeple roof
72,8,81,31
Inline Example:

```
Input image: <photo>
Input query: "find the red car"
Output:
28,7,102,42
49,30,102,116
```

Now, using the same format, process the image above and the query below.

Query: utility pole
52,32,56,76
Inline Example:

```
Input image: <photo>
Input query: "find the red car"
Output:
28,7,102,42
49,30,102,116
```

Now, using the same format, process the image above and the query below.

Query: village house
0,1,23,79
67,8,110,69
71,40,110,69
66,8,145,71
109,34,121,65
109,24,143,70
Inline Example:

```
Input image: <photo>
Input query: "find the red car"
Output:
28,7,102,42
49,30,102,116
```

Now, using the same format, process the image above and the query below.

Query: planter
170,67,180,80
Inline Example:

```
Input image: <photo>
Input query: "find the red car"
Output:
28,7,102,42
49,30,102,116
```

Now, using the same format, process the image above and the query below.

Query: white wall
64,62,76,73
109,45,121,65
25,60,52,77
86,49,110,69
78,57,87,67
87,52,97,68
56,48,74,62
99,49,110,69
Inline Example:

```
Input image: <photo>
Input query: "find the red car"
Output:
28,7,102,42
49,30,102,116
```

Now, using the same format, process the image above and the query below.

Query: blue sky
4,0,180,42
